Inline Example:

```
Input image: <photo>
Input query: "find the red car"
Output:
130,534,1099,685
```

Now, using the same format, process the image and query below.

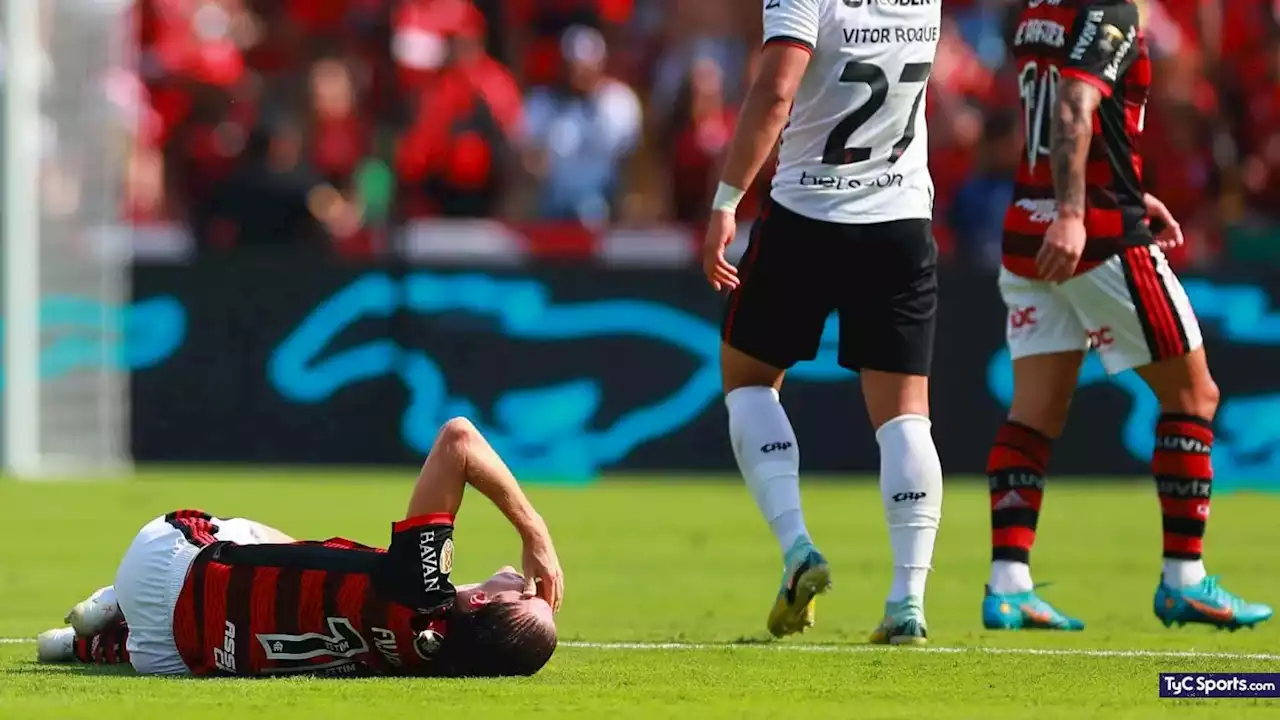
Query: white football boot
35,627,76,663
65,585,122,637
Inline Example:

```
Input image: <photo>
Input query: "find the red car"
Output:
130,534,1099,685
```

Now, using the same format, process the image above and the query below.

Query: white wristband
711,182,746,214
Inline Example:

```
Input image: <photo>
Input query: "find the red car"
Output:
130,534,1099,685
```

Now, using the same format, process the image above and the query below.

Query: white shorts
114,513,273,675
999,245,1203,375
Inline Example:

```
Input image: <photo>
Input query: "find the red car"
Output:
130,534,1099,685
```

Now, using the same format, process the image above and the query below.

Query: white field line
5,636,1279,661
560,641,1280,661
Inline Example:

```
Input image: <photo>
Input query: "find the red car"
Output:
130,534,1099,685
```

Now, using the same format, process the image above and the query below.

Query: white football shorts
114,513,272,675
999,244,1203,375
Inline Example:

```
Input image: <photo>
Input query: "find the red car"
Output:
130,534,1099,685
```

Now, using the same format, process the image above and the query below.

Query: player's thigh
114,513,211,675
720,204,830,376
1061,245,1204,377
998,268,1087,436
836,219,937,379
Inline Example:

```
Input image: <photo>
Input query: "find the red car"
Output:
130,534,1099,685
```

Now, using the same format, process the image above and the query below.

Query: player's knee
1008,389,1072,438
861,370,930,430
720,343,785,393
1162,376,1220,420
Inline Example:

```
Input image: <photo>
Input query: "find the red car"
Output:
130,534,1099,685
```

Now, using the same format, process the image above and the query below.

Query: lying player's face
456,568,554,622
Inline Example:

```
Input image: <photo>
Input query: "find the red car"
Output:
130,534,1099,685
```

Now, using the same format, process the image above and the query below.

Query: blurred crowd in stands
109,0,1280,265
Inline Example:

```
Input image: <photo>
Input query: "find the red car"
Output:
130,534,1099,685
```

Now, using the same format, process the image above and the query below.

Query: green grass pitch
1,471,1278,718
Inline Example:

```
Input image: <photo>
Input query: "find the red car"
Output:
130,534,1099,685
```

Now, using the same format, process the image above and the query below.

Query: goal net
3,0,134,477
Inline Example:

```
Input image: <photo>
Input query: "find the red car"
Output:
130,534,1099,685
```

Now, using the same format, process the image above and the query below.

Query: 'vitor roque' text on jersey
763,0,941,224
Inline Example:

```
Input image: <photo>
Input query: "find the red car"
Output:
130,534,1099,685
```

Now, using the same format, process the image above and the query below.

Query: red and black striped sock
1154,414,1214,561
72,618,131,665
989,421,1052,564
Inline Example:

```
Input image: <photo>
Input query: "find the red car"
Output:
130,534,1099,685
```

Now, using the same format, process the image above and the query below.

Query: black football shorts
720,199,938,376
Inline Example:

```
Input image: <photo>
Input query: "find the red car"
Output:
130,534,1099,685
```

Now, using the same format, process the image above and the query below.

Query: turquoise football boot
766,538,831,638
869,596,928,645
1154,575,1274,630
982,584,1085,631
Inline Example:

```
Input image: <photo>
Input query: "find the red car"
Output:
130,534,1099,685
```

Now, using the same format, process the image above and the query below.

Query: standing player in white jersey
703,0,944,644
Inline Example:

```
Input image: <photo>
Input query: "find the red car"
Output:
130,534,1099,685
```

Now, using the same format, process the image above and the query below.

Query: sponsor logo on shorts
892,491,927,502
1009,306,1037,330
1087,327,1114,349
761,441,794,454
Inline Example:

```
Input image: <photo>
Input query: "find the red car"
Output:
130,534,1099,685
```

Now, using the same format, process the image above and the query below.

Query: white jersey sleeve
766,0,942,225
763,0,821,51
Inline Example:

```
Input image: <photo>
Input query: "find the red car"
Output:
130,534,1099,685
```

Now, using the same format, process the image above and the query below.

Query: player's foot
35,627,75,663
869,596,927,646
65,585,122,637
1154,575,1273,630
766,538,831,638
982,584,1084,631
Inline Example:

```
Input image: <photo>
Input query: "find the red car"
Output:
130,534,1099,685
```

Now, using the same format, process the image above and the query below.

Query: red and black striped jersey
168,511,457,677
1003,0,1152,278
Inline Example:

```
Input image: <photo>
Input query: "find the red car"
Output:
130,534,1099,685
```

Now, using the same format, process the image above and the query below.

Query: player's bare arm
409,418,564,611
1143,192,1184,249
702,44,812,292
1038,77,1101,283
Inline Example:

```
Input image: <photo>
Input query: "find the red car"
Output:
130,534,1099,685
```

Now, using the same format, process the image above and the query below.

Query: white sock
877,414,943,603
989,560,1035,594
1163,559,1207,588
726,386,809,554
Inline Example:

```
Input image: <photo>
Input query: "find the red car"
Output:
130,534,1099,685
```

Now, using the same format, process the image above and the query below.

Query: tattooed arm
1036,77,1101,282
1050,78,1102,221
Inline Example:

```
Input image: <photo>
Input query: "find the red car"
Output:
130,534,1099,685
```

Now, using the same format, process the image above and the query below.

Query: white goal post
3,0,133,478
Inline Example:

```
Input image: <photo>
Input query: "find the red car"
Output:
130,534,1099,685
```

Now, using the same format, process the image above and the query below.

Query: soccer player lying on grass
35,418,565,678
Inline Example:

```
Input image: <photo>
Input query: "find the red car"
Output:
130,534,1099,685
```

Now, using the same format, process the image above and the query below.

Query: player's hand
1037,214,1088,283
1144,193,1184,250
702,210,740,292
521,529,564,613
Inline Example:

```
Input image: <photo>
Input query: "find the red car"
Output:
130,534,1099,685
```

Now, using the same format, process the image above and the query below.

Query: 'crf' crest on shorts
998,245,1203,375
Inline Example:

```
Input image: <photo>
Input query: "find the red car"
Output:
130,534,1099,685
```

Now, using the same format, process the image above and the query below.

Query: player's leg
720,204,832,638
66,585,122,637
37,617,132,666
982,269,1087,631
1072,246,1272,629
837,219,941,645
